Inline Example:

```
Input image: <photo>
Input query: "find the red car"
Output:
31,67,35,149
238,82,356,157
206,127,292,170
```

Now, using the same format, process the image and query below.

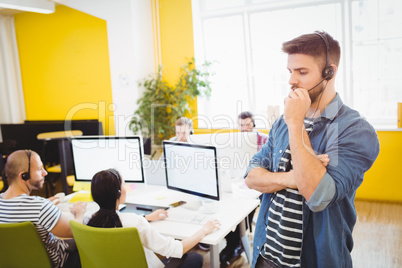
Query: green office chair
70,220,149,268
70,220,188,268
0,222,52,268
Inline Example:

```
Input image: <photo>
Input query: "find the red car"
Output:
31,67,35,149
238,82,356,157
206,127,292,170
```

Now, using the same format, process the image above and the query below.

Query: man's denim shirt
245,94,379,268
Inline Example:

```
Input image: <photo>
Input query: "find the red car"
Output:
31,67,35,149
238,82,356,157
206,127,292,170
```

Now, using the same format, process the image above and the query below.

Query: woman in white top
87,169,220,268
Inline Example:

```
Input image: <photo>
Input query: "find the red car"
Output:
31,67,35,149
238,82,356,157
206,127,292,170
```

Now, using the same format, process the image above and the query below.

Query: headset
108,168,121,198
308,32,335,92
21,150,31,181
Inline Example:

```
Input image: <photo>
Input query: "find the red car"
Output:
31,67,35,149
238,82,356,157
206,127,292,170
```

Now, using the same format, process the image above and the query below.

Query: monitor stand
199,197,219,214
181,199,201,211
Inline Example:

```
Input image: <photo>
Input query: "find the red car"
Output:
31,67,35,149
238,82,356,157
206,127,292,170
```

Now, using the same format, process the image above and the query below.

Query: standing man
0,150,86,268
245,31,379,267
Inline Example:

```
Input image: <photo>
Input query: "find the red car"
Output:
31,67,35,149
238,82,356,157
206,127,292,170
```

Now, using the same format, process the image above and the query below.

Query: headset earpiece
22,150,31,181
117,189,121,199
323,66,335,80
21,172,30,181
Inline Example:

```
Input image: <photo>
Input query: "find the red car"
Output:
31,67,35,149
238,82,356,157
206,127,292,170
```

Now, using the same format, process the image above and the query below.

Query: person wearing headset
87,169,220,268
169,117,194,142
238,111,256,132
0,150,86,268
245,31,379,267
238,111,269,151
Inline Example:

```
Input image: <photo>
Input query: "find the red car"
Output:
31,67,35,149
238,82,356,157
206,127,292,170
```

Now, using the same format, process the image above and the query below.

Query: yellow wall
158,0,198,126
14,5,114,134
356,131,402,202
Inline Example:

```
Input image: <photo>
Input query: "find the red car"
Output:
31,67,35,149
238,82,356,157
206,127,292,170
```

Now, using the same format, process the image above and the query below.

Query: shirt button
257,246,260,249
279,150,282,153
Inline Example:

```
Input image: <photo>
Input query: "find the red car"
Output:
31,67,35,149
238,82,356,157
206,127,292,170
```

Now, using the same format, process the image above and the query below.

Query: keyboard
165,211,215,225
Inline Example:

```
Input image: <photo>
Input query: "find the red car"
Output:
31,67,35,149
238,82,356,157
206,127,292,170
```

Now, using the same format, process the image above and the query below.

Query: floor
191,200,402,268
351,200,402,268
19,178,402,268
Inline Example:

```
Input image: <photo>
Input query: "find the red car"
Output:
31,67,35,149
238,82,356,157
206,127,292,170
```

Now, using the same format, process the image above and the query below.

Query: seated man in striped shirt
0,150,86,268
245,31,379,267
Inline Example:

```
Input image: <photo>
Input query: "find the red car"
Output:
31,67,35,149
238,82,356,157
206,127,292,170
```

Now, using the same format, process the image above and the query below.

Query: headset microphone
308,78,325,92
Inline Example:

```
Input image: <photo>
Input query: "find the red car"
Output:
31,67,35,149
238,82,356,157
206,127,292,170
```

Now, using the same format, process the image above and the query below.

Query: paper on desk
73,181,91,192
125,183,136,193
68,192,93,203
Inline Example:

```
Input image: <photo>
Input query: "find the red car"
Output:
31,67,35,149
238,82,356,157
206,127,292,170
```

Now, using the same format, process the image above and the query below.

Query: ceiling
0,0,56,15
0,8,24,15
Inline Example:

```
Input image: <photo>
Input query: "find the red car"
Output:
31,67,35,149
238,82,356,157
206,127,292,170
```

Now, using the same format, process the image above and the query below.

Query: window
192,0,402,129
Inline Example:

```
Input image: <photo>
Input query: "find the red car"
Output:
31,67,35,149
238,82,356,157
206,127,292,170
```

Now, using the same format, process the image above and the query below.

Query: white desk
124,183,260,268
60,181,260,268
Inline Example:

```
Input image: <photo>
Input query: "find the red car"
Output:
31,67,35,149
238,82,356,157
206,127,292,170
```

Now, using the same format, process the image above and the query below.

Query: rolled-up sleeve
307,117,379,211
306,172,336,212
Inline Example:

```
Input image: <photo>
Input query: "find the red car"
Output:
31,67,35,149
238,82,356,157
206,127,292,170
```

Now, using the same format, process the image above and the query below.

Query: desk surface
124,183,260,245
60,181,260,246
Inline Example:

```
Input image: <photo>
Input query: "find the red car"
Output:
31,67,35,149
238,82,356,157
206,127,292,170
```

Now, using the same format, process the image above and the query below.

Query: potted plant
129,58,213,157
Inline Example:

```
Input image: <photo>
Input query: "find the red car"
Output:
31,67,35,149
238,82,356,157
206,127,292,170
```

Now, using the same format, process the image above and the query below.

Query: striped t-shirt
0,194,69,267
260,119,314,267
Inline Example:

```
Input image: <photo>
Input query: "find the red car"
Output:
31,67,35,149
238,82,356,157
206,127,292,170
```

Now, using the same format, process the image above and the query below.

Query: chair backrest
70,220,148,268
0,221,52,268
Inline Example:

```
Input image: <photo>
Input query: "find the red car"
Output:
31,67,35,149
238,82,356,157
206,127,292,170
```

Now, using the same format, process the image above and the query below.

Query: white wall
54,0,155,135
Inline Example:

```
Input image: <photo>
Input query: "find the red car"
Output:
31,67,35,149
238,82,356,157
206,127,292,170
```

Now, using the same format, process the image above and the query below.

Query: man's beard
30,179,44,191
308,82,326,104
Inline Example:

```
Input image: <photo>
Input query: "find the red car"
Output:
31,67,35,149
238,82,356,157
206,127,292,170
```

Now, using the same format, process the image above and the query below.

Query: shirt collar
319,93,343,121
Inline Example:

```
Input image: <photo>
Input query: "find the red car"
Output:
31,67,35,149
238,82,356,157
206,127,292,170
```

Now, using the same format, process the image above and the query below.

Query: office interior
0,0,401,267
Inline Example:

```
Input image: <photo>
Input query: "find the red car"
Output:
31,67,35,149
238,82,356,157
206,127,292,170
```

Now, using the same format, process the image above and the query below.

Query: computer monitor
162,141,220,201
189,132,258,179
71,136,145,183
143,159,166,186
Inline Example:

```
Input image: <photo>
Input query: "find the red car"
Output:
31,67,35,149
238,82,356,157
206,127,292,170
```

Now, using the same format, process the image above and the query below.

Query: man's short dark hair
238,111,255,127
238,111,253,120
281,31,341,72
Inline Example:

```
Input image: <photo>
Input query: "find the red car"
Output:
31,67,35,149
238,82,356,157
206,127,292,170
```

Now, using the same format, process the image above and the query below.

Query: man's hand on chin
284,88,311,127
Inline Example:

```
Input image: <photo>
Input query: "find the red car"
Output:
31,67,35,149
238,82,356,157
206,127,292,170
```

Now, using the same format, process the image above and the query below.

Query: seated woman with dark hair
87,169,220,268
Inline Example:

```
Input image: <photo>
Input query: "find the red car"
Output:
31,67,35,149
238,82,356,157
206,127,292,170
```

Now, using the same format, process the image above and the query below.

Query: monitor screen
71,136,145,183
163,141,220,201
189,132,258,178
